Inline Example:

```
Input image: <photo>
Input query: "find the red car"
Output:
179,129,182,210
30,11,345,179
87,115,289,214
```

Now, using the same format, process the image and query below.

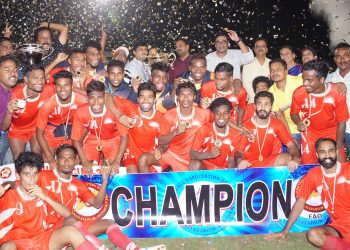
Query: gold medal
202,97,212,106
303,118,310,127
96,145,103,151
65,134,70,141
258,154,263,162
214,139,223,147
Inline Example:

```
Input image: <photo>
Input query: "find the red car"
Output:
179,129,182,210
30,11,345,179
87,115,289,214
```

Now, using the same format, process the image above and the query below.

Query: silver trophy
17,43,44,65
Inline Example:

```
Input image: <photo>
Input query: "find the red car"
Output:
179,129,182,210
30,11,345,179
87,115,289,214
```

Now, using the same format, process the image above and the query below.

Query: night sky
0,0,336,62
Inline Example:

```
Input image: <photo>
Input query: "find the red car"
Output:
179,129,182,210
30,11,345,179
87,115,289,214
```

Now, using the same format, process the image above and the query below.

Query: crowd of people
0,20,350,249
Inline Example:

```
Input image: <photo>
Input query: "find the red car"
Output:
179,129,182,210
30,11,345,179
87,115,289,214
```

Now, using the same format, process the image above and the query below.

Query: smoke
310,0,350,48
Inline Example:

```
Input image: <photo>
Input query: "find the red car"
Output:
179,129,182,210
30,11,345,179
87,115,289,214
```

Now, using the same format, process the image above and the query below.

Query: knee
189,160,203,170
306,228,324,247
0,242,17,250
62,215,78,226
138,153,150,172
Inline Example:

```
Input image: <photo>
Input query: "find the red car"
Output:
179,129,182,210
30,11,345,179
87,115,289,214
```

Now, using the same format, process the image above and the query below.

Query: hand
174,122,187,135
131,77,141,92
77,71,87,86
109,160,120,176
55,52,68,64
0,184,10,198
100,21,107,36
154,148,162,161
241,127,255,143
226,29,240,42
3,22,13,38
297,120,308,132
237,159,251,169
119,114,136,128
174,77,184,86
48,159,57,169
334,82,347,96
101,163,111,182
264,231,288,241
7,99,19,114
28,185,48,201
82,160,93,176
287,160,299,172
200,97,212,109
210,146,221,158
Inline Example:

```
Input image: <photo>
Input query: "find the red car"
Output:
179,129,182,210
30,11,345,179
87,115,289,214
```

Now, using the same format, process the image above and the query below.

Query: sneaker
140,244,166,250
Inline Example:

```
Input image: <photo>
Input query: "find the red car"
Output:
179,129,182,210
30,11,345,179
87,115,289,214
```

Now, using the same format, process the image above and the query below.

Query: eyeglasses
215,41,228,45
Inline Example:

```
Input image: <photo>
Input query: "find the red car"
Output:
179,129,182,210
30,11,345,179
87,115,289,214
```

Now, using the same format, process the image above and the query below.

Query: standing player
234,91,300,170
36,70,86,167
200,62,247,125
122,83,165,173
139,81,210,172
290,60,349,164
266,138,350,249
190,97,241,170
2,65,54,160
71,81,128,175
0,152,98,250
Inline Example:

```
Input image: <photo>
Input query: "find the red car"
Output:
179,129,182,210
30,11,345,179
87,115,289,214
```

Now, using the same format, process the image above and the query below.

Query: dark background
0,0,331,62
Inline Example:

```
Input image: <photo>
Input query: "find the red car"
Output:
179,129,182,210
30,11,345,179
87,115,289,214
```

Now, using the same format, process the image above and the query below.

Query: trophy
143,52,176,68
17,43,44,66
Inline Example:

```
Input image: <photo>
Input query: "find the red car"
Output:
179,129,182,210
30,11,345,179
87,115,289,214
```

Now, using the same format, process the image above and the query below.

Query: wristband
48,22,51,29
236,39,242,44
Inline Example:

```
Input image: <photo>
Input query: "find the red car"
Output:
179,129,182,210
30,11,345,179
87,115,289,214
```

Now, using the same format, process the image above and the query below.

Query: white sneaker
140,244,166,250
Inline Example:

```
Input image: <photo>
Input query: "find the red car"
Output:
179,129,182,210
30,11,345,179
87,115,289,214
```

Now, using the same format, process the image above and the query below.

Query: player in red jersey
35,144,165,250
290,60,349,164
71,81,128,175
2,65,54,160
36,70,86,168
200,62,247,125
266,138,350,249
190,97,242,170
0,152,98,250
139,81,210,172
121,83,165,173
234,91,300,170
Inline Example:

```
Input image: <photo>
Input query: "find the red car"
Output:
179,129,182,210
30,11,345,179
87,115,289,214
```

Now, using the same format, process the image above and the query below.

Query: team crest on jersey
295,176,324,213
0,167,12,180
72,182,109,221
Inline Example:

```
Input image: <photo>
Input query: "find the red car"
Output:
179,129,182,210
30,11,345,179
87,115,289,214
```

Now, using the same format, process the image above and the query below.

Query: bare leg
8,138,26,161
0,242,17,250
306,225,340,248
138,152,160,173
88,219,114,235
274,152,292,166
125,164,139,174
49,225,93,249
189,160,205,170
29,135,42,155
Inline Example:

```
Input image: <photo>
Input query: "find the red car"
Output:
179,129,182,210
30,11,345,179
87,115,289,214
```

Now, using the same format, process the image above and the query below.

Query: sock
106,224,139,250
322,235,350,250
74,221,107,249
76,240,97,250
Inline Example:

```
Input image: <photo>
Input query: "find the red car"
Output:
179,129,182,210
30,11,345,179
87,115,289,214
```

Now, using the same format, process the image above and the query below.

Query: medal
303,118,310,127
180,120,191,128
202,97,212,106
214,139,223,147
96,145,103,151
17,99,26,109
128,116,139,128
65,134,70,141
258,154,263,162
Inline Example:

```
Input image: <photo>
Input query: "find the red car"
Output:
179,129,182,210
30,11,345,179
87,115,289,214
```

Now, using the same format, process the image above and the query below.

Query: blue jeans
292,133,301,151
0,131,9,165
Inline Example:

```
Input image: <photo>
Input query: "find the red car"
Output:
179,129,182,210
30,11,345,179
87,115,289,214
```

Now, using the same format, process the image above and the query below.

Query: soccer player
290,60,349,164
200,62,247,125
0,152,98,250
122,83,165,173
266,138,350,249
234,91,300,170
139,81,210,172
36,70,86,167
2,65,54,160
189,97,241,170
71,81,128,174
37,144,165,250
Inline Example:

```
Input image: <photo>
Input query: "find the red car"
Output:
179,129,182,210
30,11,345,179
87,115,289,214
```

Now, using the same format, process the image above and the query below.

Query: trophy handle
168,53,177,68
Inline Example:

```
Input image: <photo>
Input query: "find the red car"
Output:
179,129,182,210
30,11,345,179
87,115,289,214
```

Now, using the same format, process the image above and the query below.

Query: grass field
102,232,314,250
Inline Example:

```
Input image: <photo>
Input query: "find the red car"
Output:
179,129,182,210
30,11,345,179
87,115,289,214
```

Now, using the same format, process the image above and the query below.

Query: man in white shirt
206,30,254,80
326,42,350,149
242,38,270,103
125,41,150,82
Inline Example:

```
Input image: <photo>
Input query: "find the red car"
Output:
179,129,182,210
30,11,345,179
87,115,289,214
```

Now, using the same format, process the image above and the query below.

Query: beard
318,157,337,169
256,110,269,119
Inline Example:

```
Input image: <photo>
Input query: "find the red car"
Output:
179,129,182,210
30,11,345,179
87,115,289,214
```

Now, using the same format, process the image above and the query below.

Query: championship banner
0,164,330,238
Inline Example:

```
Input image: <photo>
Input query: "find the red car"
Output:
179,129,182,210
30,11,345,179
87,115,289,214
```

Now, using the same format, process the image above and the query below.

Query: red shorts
45,125,72,149
160,150,189,172
83,137,120,162
249,153,279,168
122,148,142,166
202,160,227,170
10,228,55,250
329,222,350,242
8,127,35,142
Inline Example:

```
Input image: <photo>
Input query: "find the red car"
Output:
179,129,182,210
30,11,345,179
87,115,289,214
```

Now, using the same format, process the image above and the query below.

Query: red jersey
124,103,165,158
9,84,54,132
114,95,133,115
161,106,210,160
36,92,86,129
192,122,242,168
238,116,293,166
290,83,349,137
242,103,255,123
37,170,94,225
71,104,128,142
297,163,350,226
0,187,51,244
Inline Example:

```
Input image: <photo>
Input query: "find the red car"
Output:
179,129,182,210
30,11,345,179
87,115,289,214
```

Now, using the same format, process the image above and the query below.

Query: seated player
0,152,98,250
138,81,210,172
200,62,247,125
36,70,86,167
234,91,300,170
290,60,349,164
122,83,165,173
37,144,165,250
189,97,241,170
266,138,350,249
2,65,54,160
71,81,128,175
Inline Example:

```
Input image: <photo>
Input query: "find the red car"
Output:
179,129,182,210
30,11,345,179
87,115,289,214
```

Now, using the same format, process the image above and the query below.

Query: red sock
74,221,107,249
76,240,96,250
106,224,139,250
322,235,350,250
